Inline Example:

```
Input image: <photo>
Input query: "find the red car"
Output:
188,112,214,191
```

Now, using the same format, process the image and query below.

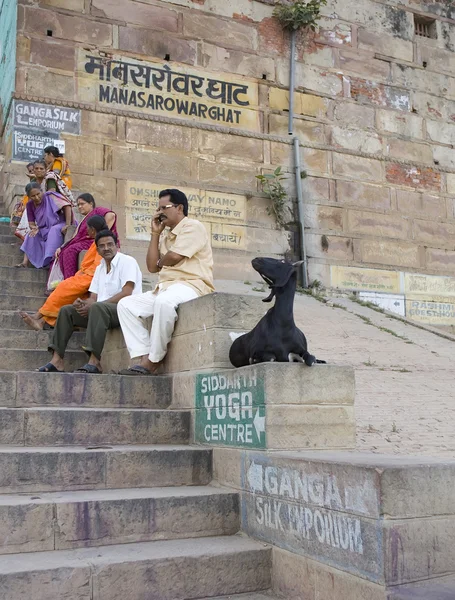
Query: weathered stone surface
302,46,335,69
396,190,446,219
213,448,242,489
351,79,411,111
387,138,433,164
336,180,391,211
433,146,455,169
358,28,413,62
25,69,75,100
331,126,382,155
0,538,270,600
388,576,455,600
63,139,104,176
359,239,420,268
338,49,390,81
266,405,355,450
334,102,376,128
29,39,75,71
23,408,189,446
304,205,344,231
184,12,257,51
426,248,455,274
268,88,329,117
386,164,441,192
42,0,85,11
273,548,385,600
412,220,455,248
447,174,455,195
54,488,239,549
333,154,383,182
81,112,117,139
376,109,423,139
198,159,258,189
306,233,354,261
111,147,192,180
92,0,179,30
126,120,191,151
301,148,330,174
0,502,54,555
118,27,197,64
201,44,275,81
198,131,264,162
347,210,411,240
105,447,212,489
15,372,172,409
24,6,112,45
0,410,24,445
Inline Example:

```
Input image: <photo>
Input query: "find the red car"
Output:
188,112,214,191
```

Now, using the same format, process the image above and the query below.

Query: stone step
0,255,27,267
0,536,271,600
0,348,86,371
0,280,44,295
0,445,212,493
0,328,84,350
0,242,22,257
0,407,190,446
0,486,239,554
0,266,47,282
0,234,20,244
0,294,45,311
2,371,173,409
208,595,278,600
0,311,40,329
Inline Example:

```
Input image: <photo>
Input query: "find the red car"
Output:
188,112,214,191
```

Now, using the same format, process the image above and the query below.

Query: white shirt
89,252,142,302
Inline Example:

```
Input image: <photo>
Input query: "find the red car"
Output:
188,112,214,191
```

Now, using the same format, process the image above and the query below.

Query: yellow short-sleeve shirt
158,217,214,296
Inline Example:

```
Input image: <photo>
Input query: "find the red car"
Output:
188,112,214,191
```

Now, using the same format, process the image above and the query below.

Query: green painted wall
0,0,17,125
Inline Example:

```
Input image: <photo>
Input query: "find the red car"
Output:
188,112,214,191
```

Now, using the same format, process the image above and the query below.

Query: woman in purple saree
17,183,76,269
54,193,118,279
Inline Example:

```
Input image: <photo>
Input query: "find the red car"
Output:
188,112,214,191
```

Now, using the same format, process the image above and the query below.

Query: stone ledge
212,449,455,587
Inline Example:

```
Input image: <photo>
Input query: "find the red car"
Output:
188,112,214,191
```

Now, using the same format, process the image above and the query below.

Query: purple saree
21,191,75,269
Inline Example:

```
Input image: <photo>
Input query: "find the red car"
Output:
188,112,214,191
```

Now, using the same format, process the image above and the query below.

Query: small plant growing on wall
273,0,327,32
256,167,288,228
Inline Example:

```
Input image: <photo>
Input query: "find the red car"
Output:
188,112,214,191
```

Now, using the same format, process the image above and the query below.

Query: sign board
404,273,455,298
11,100,80,163
125,182,247,249
13,101,81,135
331,265,400,294
76,50,260,131
241,454,382,581
406,300,455,325
195,371,266,449
358,292,405,317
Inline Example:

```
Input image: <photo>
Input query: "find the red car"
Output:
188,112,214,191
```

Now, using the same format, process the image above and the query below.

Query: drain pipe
293,137,308,289
287,29,308,287
288,30,296,135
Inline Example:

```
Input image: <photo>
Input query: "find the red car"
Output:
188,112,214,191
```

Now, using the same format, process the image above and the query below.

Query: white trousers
117,283,198,363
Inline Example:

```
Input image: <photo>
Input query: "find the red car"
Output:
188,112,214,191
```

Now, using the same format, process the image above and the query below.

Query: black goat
229,257,324,368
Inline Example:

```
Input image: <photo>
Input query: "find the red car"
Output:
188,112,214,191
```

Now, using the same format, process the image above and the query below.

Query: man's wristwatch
157,258,162,269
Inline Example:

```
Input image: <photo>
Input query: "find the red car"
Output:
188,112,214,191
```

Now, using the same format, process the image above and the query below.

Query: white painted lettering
215,394,227,420
308,475,324,506
241,391,253,419
279,471,295,499
265,467,278,495
314,510,326,543
256,497,264,525
204,395,214,420
245,424,253,443
228,392,240,421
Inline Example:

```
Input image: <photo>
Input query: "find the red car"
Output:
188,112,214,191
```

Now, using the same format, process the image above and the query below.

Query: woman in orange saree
43,146,75,207
19,215,108,330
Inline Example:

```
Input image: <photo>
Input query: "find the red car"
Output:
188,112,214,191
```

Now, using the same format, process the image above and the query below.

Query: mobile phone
158,214,166,223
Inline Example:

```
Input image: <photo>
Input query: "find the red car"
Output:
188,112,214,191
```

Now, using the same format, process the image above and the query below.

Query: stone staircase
0,220,276,600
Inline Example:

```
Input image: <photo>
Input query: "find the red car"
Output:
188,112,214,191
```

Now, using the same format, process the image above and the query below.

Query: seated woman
19,215,108,330
54,193,118,280
43,145,75,207
13,160,47,241
16,183,76,269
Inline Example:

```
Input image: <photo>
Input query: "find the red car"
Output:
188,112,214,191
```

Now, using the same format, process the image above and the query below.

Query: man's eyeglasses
157,204,175,212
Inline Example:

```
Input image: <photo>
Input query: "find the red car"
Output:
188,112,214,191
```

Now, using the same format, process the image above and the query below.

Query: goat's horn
292,260,304,267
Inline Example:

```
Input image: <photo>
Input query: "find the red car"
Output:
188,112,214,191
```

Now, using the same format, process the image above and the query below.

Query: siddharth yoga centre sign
77,51,260,131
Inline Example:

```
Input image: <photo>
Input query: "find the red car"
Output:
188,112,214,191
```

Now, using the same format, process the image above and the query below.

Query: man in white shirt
36,230,142,374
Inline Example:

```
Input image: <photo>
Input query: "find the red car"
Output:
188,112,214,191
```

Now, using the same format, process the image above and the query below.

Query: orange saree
40,242,101,327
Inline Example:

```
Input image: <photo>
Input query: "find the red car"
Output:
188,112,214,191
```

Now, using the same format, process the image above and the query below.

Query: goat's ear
273,263,295,289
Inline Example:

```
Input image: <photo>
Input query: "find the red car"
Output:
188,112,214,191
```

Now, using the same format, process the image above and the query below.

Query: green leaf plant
273,0,328,32
256,166,288,228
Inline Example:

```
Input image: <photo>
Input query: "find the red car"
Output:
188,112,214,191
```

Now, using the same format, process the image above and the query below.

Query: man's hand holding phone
151,212,166,236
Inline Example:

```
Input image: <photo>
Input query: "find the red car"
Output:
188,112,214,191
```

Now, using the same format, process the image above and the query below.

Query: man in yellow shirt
118,189,214,375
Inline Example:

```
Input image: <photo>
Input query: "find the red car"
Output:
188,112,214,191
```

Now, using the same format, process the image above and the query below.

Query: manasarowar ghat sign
77,51,260,131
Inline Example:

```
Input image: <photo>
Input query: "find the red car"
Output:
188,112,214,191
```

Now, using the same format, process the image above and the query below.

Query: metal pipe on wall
293,137,308,289
288,30,296,135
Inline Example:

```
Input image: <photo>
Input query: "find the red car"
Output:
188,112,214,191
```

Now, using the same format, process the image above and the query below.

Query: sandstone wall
2,0,455,287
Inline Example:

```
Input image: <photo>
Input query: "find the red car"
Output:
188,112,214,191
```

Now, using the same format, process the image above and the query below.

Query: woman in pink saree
55,193,118,279
17,183,76,269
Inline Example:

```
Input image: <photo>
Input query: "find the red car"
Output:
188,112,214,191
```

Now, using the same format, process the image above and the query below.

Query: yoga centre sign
76,50,260,131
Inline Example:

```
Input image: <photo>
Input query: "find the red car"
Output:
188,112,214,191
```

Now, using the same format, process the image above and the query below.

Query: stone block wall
2,0,455,285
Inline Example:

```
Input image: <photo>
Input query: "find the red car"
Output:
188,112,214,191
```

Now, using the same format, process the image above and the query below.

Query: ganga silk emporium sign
125,182,247,250
76,50,260,131
195,371,266,449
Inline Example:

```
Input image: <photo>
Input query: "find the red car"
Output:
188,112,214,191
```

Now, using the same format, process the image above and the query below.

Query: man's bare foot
19,311,44,331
